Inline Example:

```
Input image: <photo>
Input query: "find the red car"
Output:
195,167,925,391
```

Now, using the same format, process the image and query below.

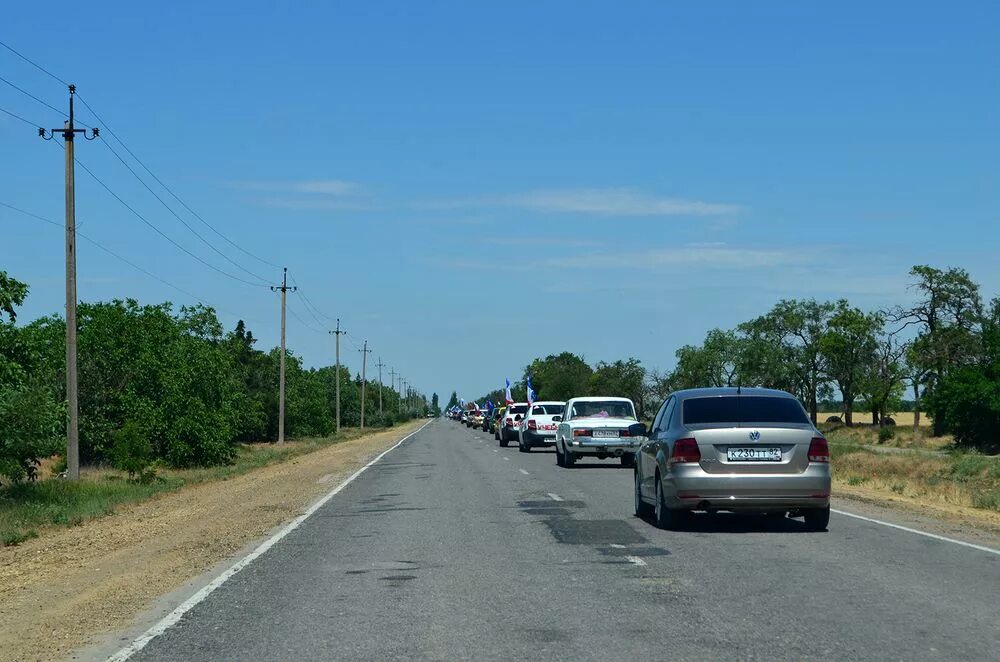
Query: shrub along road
119,419,999,661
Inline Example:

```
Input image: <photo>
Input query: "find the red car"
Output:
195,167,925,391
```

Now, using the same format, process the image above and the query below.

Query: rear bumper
522,430,555,447
663,465,831,510
567,438,642,456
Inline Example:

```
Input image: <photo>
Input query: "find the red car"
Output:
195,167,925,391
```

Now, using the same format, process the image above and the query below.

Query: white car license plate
592,430,620,438
727,447,781,462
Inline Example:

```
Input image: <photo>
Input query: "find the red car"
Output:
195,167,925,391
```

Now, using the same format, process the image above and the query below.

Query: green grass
0,425,395,547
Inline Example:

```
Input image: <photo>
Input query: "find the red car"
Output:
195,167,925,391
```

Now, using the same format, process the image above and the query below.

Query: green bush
111,421,156,482
878,426,896,443
0,383,63,483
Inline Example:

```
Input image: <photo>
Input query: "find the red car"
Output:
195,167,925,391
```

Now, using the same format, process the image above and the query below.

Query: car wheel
634,470,652,518
518,438,529,453
564,449,576,467
803,506,830,531
555,442,564,466
654,475,686,530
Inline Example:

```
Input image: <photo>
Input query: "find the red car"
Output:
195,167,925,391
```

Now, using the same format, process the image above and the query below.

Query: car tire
555,442,565,467
654,475,686,530
518,438,529,453
564,449,576,467
634,471,652,519
803,506,830,531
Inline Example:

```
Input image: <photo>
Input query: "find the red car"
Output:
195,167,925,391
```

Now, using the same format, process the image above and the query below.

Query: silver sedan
634,387,831,530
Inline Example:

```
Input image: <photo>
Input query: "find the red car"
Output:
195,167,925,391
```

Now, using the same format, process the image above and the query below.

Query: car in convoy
516,401,565,452
468,409,485,428
497,402,529,447
492,406,507,440
554,397,644,467
459,410,469,425
633,387,831,531
485,409,501,433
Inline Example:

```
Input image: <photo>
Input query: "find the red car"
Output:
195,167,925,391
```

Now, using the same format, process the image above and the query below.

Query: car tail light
527,419,537,430
619,428,630,437
808,437,830,463
670,438,701,464
573,429,592,437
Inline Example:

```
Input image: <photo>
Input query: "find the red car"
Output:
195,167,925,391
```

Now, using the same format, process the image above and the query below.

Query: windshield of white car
683,396,810,425
571,401,635,419
532,404,564,415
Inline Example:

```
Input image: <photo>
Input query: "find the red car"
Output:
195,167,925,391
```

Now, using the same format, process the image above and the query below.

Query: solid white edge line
831,508,1000,556
107,418,435,662
547,493,564,502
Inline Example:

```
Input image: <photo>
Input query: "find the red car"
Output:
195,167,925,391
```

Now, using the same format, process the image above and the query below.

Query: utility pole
375,357,386,417
271,268,296,443
40,84,98,481
328,319,346,433
359,340,372,429
388,367,397,412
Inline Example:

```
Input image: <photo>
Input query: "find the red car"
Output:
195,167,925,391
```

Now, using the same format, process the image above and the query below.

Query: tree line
463,265,998,452
0,272,429,482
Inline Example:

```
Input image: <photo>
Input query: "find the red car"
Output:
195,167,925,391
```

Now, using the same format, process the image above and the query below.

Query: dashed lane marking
547,493,564,502
519,469,530,475
625,556,647,567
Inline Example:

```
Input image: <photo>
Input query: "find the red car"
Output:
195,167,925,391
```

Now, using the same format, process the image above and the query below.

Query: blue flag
527,376,536,405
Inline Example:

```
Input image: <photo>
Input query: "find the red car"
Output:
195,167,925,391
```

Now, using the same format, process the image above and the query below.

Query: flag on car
505,378,514,405
527,376,536,406
487,399,494,413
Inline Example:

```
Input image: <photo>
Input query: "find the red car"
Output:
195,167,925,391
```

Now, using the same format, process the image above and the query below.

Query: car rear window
683,396,809,425
508,405,528,415
532,404,564,415
571,400,635,419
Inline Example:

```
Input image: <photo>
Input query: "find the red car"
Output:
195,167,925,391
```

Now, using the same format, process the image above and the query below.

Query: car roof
568,396,633,403
671,387,798,402
531,401,565,406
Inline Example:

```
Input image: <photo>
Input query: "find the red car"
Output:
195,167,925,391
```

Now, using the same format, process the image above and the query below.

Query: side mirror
552,415,562,422
629,422,647,438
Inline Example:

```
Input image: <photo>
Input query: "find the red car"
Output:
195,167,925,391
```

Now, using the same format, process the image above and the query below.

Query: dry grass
821,422,954,451
818,411,931,427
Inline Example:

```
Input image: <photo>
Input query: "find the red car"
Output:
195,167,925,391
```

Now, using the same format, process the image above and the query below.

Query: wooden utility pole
40,84,98,480
329,319,346,433
388,367,397,413
359,340,372,429
375,357,386,417
271,268,296,443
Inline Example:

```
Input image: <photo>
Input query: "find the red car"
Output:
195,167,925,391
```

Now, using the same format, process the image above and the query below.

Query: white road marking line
831,508,1000,556
493,449,499,453
519,469,530,475
547,493,564,502
625,556,647,566
107,419,434,661
503,457,510,462
609,543,626,549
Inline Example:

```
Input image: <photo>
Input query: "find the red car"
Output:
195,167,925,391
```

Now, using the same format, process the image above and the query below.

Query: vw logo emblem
749,430,761,441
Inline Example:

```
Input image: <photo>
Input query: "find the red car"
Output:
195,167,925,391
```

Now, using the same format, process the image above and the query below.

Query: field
818,411,931,427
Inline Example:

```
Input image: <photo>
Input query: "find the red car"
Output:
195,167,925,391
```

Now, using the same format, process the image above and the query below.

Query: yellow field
818,411,931,427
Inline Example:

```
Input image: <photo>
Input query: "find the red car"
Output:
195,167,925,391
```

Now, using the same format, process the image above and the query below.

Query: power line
74,93,282,270
0,38,69,86
50,136,269,288
0,200,264,324
289,275,337,323
293,289,326,328
0,105,43,128
95,135,272,284
0,74,91,128
286,298,326,335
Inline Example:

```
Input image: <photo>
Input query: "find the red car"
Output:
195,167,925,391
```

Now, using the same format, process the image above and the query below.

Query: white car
497,402,529,447
516,401,566,453
554,397,645,468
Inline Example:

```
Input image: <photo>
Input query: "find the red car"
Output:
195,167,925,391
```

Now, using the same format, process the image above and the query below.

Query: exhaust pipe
614,448,623,457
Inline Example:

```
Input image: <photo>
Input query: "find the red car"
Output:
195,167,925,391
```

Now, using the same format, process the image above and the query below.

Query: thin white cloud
545,245,802,270
426,188,741,217
257,197,378,211
233,179,362,195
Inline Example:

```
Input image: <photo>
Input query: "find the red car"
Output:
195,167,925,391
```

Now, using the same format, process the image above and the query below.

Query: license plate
727,447,781,462
592,430,620,438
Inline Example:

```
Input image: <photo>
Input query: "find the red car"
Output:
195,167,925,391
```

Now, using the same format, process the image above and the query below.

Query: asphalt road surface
131,419,1000,661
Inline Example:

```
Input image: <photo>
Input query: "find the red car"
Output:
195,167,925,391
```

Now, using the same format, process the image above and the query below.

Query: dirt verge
0,420,426,662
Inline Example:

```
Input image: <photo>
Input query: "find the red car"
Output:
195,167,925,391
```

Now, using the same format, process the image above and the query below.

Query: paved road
133,420,1000,661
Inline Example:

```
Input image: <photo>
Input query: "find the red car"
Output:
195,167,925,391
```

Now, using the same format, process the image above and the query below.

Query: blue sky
2,1,998,402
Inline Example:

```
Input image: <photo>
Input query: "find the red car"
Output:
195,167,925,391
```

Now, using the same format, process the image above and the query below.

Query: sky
2,1,998,403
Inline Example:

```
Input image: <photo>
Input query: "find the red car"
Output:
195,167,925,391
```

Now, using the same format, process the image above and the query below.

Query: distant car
554,397,644,468
460,411,469,425
469,410,485,428
634,387,831,531
483,409,498,433
497,403,529,447
492,406,507,440
517,401,565,452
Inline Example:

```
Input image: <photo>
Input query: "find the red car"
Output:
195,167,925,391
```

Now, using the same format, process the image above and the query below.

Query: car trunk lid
690,426,816,474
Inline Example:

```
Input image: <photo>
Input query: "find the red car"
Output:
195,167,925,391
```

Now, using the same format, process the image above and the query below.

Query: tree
524,352,593,401
820,301,881,426
446,391,459,410
589,358,647,418
860,331,908,426
431,392,440,416
0,272,28,323
892,265,983,435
